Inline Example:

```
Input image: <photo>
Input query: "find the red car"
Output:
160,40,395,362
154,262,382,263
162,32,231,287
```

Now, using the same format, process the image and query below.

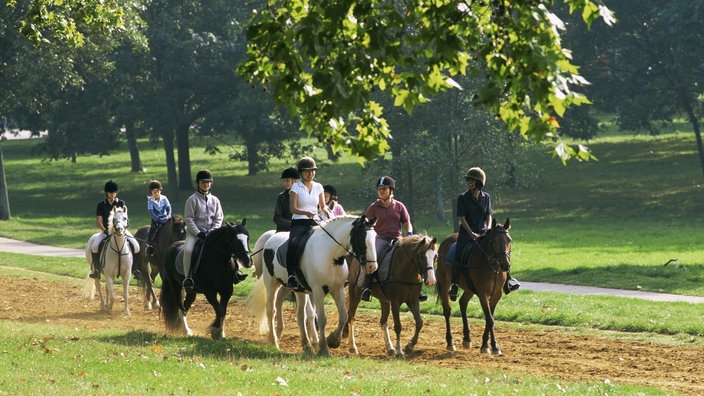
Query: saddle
360,240,398,286
175,239,206,278
448,240,478,269
275,228,315,291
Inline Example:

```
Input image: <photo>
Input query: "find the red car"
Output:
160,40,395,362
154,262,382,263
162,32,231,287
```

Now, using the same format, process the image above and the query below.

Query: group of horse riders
88,156,519,296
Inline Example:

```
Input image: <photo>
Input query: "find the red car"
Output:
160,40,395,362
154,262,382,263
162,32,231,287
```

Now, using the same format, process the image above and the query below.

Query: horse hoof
403,344,415,355
396,351,406,359
387,348,396,357
326,336,341,349
349,346,359,355
493,349,503,356
480,347,490,354
462,341,472,349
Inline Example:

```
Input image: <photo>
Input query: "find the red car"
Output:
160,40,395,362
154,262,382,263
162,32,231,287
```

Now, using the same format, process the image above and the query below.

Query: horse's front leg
459,293,473,349
379,302,395,356
390,301,405,359
295,293,315,356
274,286,289,340
204,290,230,340
480,298,502,355
403,298,423,355
93,278,106,311
122,274,131,316
105,277,115,312
325,286,347,351
311,289,332,357
304,296,319,346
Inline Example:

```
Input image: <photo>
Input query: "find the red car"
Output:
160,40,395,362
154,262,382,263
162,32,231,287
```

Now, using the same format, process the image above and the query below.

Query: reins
312,216,376,268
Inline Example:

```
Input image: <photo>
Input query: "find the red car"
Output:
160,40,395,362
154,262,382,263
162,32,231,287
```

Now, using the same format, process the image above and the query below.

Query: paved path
2,236,703,304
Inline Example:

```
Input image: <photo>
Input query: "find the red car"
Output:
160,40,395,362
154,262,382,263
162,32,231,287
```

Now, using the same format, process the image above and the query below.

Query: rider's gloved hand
197,231,207,240
103,229,110,236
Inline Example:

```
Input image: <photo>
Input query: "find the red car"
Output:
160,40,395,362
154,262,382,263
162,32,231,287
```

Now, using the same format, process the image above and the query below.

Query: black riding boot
503,271,520,294
448,263,460,301
360,274,373,302
233,263,248,285
90,252,101,278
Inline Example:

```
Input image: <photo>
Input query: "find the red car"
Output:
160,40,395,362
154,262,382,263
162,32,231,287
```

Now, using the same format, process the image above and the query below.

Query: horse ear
491,217,497,228
368,217,377,227
241,218,247,226
504,218,510,230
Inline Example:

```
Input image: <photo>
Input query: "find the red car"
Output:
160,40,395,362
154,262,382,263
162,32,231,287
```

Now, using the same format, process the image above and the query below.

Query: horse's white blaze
424,249,437,287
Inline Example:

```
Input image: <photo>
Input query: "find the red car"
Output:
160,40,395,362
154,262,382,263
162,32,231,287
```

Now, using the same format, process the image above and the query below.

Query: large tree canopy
239,0,614,162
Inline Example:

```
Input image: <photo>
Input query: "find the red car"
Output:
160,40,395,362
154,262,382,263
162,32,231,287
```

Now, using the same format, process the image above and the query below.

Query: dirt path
1,274,702,394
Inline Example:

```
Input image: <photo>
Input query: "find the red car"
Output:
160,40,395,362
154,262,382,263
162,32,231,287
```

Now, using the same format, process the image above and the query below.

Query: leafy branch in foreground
238,0,614,162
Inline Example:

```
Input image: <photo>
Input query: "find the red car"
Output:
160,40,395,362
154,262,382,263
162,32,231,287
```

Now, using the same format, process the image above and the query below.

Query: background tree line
2,0,702,223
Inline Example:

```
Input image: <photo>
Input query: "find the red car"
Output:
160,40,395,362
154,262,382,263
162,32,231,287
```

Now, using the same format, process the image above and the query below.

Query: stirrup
89,270,100,279
233,271,248,285
504,278,520,294
361,288,372,302
286,275,299,289
448,283,459,301
132,269,143,281
418,292,428,302
182,277,195,289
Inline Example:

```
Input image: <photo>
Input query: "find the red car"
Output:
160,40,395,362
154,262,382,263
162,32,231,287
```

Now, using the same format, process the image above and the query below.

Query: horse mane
172,214,184,224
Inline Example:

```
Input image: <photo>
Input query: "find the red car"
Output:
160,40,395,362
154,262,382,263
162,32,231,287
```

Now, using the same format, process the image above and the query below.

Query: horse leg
274,286,289,340
346,285,362,354
295,293,315,356
122,274,131,316
459,292,473,349
403,299,423,355
93,278,106,311
479,296,500,355
304,295,319,346
379,302,395,356
390,301,406,359
310,289,333,357
266,283,281,349
181,291,197,336
325,286,347,351
105,277,115,312
204,291,229,340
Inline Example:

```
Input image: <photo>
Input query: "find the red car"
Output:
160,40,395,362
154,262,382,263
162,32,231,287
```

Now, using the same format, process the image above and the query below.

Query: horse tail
159,244,184,331
82,276,97,299
244,275,268,335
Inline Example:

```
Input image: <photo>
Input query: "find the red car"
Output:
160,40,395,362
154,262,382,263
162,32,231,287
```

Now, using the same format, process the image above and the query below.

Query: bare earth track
1,274,702,394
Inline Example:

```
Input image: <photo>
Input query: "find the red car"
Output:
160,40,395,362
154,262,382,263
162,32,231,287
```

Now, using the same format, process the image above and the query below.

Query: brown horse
346,234,438,358
134,215,186,309
435,218,511,355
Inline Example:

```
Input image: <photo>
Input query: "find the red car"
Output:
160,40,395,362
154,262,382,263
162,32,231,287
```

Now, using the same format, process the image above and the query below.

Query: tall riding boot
360,274,373,302
233,263,248,285
503,271,521,294
90,252,101,278
128,243,142,281
448,262,460,301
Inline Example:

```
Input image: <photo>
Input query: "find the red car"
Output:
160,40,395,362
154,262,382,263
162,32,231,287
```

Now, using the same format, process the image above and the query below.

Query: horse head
350,215,378,274
226,219,251,268
171,214,187,241
108,207,129,236
488,218,512,272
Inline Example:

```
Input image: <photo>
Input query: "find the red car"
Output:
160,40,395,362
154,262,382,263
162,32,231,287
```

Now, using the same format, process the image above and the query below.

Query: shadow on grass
97,330,283,359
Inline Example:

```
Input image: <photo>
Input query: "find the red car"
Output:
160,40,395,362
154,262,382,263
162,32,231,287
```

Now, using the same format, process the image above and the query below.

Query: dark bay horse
346,234,438,358
160,220,251,339
435,218,512,355
134,215,186,309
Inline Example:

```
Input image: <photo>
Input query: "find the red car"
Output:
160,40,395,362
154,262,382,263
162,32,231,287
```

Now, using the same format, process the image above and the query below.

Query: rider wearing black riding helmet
449,167,519,301
273,167,299,232
89,180,141,280
182,169,224,289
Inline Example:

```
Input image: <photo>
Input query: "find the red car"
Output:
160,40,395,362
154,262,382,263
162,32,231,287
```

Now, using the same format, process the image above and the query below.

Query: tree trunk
176,123,192,190
125,122,144,173
678,89,704,178
246,140,259,176
161,130,180,204
0,142,11,220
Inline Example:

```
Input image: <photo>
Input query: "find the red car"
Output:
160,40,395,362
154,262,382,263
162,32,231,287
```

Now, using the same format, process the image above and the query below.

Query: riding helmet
196,169,213,183
323,184,338,198
148,180,162,191
280,167,300,179
104,180,119,193
297,156,318,173
464,167,486,189
376,176,395,190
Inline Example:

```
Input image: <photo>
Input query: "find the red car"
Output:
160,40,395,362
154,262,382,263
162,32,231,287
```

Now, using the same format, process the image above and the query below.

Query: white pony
83,207,134,315
246,215,378,356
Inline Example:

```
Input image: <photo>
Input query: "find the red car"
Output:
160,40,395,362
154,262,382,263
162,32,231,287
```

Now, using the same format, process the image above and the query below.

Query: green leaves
239,0,614,161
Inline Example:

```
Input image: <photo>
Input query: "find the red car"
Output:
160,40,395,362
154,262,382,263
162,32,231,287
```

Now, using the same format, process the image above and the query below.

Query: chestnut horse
435,218,511,355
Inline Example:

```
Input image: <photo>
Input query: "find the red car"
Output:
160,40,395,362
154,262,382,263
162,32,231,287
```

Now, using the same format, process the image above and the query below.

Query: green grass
0,320,668,395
